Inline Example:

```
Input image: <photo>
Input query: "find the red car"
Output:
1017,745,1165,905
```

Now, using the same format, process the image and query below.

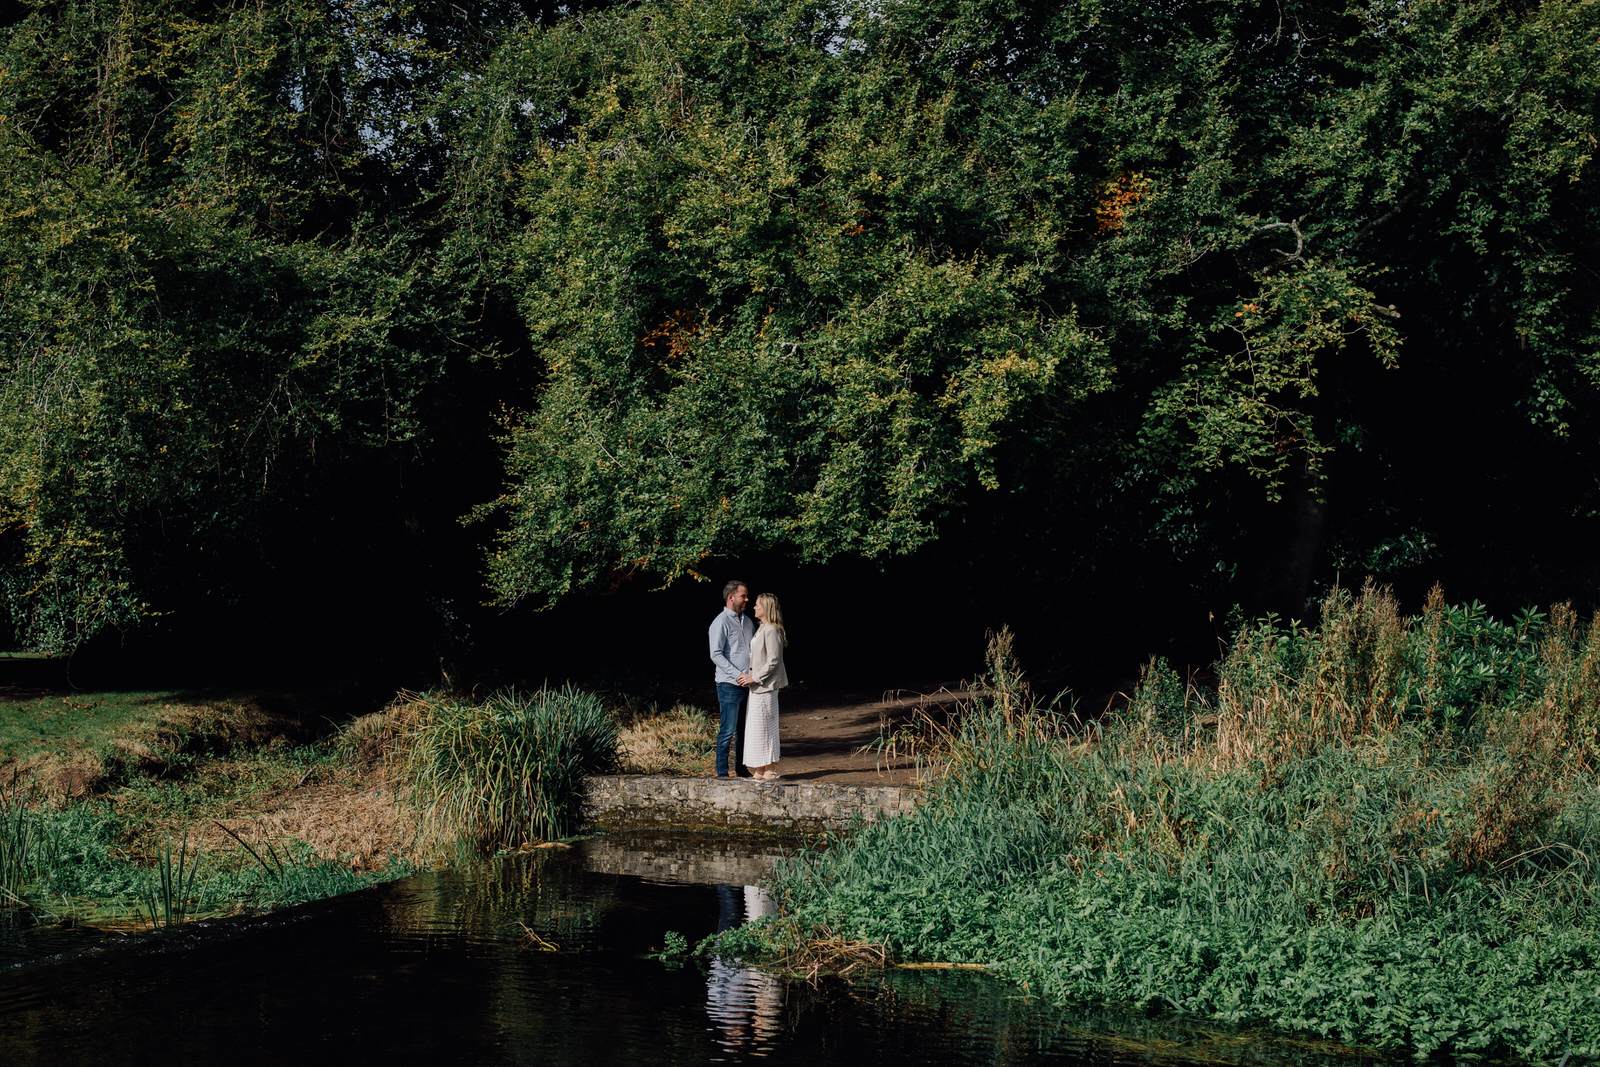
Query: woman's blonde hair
756,593,788,647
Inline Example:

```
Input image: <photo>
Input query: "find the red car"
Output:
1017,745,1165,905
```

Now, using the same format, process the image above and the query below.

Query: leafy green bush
763,587,1600,1062
401,686,620,849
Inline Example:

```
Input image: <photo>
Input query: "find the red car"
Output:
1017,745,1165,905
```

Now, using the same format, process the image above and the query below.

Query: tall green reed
140,827,205,928
402,685,619,850
0,786,60,906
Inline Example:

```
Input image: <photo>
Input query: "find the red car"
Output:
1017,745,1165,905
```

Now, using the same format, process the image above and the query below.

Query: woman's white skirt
743,690,780,767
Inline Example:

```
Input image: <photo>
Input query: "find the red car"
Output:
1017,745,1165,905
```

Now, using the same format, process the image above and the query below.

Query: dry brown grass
48,692,431,870
767,928,889,980
212,763,421,870
338,689,438,769
617,702,716,775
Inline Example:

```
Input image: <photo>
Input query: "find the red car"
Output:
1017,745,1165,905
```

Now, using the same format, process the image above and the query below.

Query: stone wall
581,775,919,836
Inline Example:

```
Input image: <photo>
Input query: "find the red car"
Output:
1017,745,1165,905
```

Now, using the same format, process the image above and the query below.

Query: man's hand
737,672,752,687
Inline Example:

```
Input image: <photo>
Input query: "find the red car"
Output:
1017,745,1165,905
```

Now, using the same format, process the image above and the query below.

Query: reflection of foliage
394,850,612,950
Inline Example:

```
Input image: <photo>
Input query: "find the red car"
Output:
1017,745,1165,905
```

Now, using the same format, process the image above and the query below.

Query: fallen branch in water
516,921,561,952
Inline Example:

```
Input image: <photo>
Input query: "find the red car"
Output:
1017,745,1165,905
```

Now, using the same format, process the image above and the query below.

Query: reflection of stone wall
582,776,918,836
579,833,791,885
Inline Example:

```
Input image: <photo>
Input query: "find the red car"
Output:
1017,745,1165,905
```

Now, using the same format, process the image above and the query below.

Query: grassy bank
1,794,410,925
0,689,418,925
0,674,719,929
733,586,1600,1063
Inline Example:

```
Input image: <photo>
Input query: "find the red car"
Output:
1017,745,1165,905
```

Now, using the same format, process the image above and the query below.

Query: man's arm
709,615,745,681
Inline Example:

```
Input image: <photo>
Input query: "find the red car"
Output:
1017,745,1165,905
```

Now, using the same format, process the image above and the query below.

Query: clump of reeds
0,785,59,905
139,827,206,928
865,626,1080,788
397,685,619,850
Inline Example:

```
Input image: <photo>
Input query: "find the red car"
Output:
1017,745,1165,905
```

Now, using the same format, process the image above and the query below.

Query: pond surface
0,833,1390,1066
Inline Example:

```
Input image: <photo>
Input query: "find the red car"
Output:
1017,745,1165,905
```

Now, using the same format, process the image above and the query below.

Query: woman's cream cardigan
749,625,788,694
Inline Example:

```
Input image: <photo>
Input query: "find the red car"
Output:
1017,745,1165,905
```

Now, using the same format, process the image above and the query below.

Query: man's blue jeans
715,682,749,777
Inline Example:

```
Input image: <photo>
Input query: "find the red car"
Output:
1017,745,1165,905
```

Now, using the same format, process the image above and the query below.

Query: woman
743,593,788,780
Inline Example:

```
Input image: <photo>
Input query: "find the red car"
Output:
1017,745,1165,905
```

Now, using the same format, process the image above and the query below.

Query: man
709,579,757,778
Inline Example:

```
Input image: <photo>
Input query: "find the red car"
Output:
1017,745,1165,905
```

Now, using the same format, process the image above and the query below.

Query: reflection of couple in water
706,884,785,1051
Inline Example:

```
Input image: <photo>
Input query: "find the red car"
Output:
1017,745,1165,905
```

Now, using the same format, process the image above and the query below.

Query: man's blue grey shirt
709,607,756,684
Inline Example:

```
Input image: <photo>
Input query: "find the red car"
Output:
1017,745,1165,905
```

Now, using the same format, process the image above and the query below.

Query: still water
0,833,1387,1066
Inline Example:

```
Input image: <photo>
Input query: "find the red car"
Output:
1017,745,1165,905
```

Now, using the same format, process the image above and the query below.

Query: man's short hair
722,579,747,602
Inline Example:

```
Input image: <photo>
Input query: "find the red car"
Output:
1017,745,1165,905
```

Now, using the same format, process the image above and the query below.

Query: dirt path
761,682,965,787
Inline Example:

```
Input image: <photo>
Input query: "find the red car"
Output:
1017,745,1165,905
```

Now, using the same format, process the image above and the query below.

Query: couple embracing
707,580,788,779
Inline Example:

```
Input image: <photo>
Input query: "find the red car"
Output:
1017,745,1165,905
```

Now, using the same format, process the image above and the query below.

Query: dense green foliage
465,0,1599,608
398,685,620,847
0,0,520,652
750,590,1600,1060
2,0,1597,656
472,2,1118,598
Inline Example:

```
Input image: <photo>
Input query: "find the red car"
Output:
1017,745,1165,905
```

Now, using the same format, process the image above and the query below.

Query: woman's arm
750,628,779,687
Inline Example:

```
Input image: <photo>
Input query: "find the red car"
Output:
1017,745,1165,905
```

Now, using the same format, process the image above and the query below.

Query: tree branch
1252,219,1305,269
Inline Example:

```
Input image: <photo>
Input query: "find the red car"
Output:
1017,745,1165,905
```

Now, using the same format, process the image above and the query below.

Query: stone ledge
582,774,919,836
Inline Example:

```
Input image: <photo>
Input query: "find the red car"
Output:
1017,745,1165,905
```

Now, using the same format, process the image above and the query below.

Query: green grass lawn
0,689,186,763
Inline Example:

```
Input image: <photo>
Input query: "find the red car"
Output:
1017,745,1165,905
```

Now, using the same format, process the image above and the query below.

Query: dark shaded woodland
1,0,1596,689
